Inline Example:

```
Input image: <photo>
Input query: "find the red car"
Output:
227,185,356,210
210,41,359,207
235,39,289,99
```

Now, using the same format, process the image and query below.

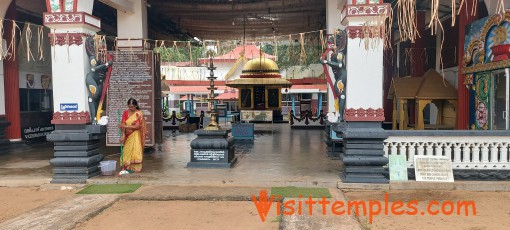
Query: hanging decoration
37,26,44,61
287,34,292,63
24,23,35,62
8,20,21,61
319,30,325,51
361,14,389,51
397,0,419,43
0,19,4,60
299,33,307,64
496,0,506,18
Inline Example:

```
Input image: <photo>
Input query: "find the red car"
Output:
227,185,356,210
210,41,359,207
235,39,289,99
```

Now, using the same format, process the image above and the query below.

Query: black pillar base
187,129,237,168
335,121,388,183
47,125,105,184
0,117,10,155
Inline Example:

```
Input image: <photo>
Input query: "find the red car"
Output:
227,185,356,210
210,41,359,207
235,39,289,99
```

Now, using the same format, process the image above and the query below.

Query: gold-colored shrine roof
226,78,292,87
388,69,457,100
240,57,281,78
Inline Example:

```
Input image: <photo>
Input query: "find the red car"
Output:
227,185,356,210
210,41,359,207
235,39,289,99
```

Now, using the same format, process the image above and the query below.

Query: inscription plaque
414,156,454,182
106,51,154,146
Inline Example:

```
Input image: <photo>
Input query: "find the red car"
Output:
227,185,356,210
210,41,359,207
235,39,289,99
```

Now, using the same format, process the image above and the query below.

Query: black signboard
22,125,54,142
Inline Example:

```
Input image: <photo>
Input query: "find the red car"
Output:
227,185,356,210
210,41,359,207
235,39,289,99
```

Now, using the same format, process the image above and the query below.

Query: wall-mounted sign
414,156,454,182
241,110,273,122
60,103,78,111
389,155,408,181
22,125,55,142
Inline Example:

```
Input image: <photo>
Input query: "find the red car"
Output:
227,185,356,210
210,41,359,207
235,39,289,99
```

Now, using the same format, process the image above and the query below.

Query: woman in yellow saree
118,98,146,175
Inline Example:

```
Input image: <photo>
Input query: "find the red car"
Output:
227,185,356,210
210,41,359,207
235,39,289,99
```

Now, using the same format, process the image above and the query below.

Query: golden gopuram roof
226,57,292,87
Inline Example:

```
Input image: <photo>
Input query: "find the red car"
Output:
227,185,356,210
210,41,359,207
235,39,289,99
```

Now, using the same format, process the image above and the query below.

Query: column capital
341,3,391,26
344,108,385,122
43,12,101,32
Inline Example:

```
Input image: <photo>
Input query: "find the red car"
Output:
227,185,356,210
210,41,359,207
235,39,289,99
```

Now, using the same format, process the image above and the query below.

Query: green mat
271,186,331,198
77,184,142,194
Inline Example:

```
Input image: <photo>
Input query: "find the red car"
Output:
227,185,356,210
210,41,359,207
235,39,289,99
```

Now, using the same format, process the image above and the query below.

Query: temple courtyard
0,124,509,229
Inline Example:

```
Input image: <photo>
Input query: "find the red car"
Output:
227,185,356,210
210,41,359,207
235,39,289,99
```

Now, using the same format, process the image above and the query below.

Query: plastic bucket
99,160,116,176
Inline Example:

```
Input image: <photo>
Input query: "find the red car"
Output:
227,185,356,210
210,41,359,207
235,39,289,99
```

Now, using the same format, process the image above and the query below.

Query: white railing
384,136,510,170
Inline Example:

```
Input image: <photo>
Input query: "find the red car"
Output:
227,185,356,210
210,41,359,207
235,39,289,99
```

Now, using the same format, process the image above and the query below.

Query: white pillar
43,3,101,124
117,0,148,49
326,0,344,114
49,32,95,114
341,1,390,122
0,0,12,117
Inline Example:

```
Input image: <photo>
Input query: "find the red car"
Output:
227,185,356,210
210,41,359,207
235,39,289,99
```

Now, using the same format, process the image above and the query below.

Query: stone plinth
187,129,237,168
0,117,10,155
335,121,388,183
47,125,105,183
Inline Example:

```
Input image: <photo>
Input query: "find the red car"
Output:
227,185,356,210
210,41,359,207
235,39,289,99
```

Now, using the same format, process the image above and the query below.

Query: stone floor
93,123,341,187
0,123,342,187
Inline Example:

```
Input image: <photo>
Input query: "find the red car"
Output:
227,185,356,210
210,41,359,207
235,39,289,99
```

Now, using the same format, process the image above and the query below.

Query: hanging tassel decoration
188,41,192,65
299,33,307,64
397,0,419,43
496,0,505,18
52,29,57,62
288,35,292,63
8,20,20,61
65,32,71,63
319,30,325,51
25,23,35,62
37,25,44,61
0,19,4,60
471,0,477,16
451,0,457,26
216,40,221,55
273,35,278,62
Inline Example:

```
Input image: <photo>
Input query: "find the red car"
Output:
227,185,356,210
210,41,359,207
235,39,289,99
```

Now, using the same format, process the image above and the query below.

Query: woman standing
118,98,146,175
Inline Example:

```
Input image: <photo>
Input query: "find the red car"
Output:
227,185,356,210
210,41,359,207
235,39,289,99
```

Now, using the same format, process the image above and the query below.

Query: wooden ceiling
14,0,476,42
147,0,326,41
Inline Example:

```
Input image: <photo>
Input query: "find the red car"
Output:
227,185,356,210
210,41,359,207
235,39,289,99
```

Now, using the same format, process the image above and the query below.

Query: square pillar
334,1,391,183
43,2,105,183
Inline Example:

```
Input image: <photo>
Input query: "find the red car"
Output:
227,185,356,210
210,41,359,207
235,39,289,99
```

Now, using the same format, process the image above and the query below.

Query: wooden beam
99,0,134,14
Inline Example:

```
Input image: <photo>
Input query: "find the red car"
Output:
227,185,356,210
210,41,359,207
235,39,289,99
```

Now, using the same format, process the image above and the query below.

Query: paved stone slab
0,160,50,169
0,194,119,230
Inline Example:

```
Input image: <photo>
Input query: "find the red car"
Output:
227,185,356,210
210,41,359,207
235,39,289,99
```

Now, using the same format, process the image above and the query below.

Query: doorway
491,69,509,130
